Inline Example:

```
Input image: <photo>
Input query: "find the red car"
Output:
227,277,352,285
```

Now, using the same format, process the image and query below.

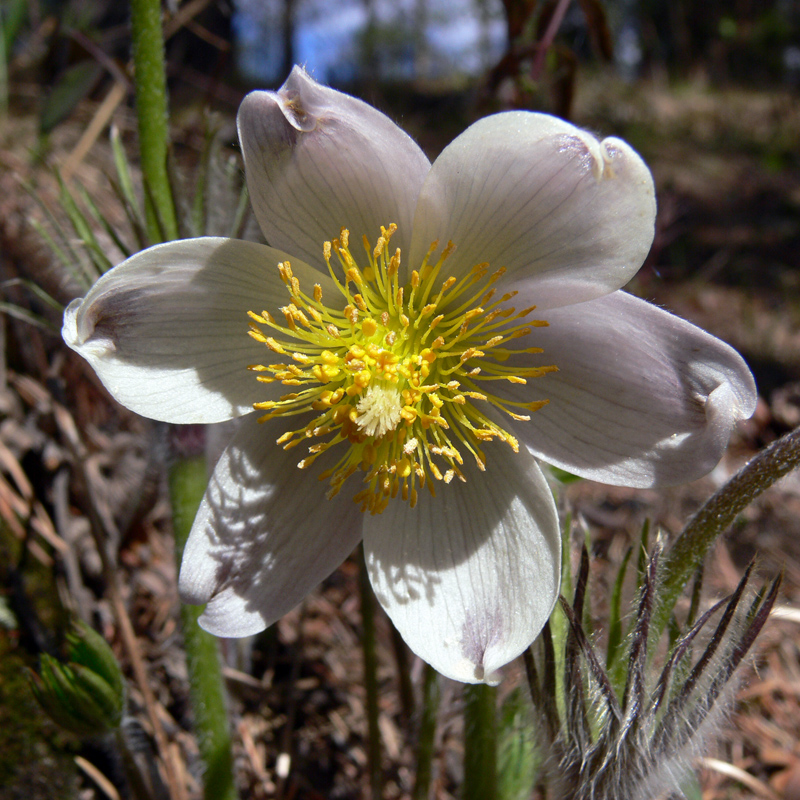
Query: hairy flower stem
358,544,383,800
391,623,415,723
169,455,238,800
463,684,498,800
413,663,440,800
129,0,178,242
654,426,800,640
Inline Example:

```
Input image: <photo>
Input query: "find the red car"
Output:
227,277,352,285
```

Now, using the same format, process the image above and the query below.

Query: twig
531,0,573,81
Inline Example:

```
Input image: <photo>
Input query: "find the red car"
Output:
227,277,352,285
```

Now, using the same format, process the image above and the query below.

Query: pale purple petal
363,448,560,684
409,112,655,308
497,291,757,487
238,66,431,270
62,238,329,424
179,416,364,637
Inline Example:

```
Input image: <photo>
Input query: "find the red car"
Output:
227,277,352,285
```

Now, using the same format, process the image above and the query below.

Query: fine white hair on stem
527,542,780,800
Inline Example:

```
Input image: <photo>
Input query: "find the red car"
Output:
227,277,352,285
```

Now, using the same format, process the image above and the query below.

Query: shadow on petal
179,415,364,637
238,67,431,274
499,290,757,488
65,238,332,424
363,444,560,683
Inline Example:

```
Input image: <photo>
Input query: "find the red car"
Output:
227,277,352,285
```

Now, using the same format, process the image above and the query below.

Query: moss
0,634,81,799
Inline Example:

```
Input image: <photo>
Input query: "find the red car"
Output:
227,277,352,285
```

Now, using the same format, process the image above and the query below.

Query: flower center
247,224,556,514
355,384,403,438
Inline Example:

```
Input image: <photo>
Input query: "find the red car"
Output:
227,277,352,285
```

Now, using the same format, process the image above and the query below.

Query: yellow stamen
247,225,554,513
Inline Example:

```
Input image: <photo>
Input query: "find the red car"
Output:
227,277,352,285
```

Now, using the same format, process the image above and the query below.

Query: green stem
390,622,415,723
129,0,178,242
463,683,497,800
413,663,440,800
654,426,800,639
169,455,238,800
358,544,383,799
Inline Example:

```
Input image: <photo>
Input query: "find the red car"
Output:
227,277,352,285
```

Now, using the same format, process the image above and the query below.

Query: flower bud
30,619,125,735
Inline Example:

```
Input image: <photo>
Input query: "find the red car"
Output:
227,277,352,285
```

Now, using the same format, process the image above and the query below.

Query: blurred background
1,1,800,798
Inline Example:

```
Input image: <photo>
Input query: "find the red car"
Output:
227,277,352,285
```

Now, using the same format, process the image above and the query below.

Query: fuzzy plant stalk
169,454,238,800
463,683,498,799
653,425,800,639
523,540,780,800
413,663,441,800
129,0,178,242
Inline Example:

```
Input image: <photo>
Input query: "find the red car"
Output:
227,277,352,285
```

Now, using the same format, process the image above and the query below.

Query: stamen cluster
247,224,556,513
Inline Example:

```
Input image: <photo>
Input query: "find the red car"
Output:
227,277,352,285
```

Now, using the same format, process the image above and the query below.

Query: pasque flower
63,67,756,683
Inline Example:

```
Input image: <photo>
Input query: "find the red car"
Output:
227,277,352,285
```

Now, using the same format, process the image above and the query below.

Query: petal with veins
238,66,431,270
500,290,757,487
409,112,656,308
62,237,330,424
179,415,364,637
363,448,560,684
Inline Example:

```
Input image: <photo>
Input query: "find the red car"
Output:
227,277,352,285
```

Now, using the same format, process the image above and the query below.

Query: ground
0,69,799,799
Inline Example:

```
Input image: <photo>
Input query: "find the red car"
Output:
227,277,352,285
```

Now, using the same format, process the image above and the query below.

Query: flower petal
238,66,431,269
178,415,364,637
62,237,330,424
409,112,655,308
500,291,757,487
363,447,560,684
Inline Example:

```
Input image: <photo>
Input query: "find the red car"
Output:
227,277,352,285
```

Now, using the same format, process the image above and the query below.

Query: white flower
62,67,756,684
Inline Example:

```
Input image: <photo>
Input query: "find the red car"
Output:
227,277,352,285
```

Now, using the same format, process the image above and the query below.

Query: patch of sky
233,0,507,85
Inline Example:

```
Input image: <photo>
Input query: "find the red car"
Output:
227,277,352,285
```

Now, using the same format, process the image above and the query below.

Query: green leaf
40,60,103,134
606,545,632,680
0,302,58,332
548,465,582,484
497,688,539,800
2,0,28,54
66,619,124,704
1,278,63,312
71,664,124,728
679,770,704,800
110,125,149,248
57,173,112,276
30,622,126,736
190,116,222,238
636,518,651,586
227,182,251,240
76,185,132,260
24,184,96,290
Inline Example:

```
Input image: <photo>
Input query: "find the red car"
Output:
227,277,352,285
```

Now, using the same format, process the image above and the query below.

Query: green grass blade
0,302,59,332
76,185,132,260
497,688,539,800
25,187,95,290
606,546,632,678
227,182,251,240
110,125,149,244
1,278,64,312
57,174,112,276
